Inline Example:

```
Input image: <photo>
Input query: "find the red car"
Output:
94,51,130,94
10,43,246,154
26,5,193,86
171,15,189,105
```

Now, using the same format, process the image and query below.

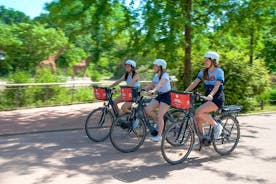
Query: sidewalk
0,102,105,136
1,103,275,137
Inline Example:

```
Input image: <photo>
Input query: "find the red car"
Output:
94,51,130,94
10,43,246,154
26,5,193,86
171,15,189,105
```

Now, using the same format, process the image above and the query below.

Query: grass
246,104,276,114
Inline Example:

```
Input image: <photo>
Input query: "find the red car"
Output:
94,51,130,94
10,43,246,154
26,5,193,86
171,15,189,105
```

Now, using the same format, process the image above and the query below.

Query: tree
0,23,68,74
0,6,31,24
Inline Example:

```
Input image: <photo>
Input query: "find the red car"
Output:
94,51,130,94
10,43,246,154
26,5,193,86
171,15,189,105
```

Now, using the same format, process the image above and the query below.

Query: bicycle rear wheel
161,121,194,165
110,114,146,153
85,107,114,142
213,115,240,155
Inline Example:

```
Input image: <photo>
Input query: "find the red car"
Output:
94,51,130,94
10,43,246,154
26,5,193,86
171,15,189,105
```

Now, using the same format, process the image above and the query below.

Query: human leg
145,99,159,120
195,101,218,132
156,102,170,136
121,102,133,113
113,96,123,114
195,101,222,139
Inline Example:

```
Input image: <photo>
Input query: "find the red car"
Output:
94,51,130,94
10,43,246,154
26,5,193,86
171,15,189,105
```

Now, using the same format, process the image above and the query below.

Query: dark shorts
206,90,225,109
155,91,171,106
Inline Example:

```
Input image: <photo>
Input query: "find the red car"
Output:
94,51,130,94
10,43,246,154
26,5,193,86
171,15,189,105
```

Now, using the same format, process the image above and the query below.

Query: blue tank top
152,72,171,93
126,74,140,87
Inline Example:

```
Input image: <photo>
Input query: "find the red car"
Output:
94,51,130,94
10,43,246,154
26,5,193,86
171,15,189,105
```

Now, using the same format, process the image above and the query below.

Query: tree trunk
183,0,192,87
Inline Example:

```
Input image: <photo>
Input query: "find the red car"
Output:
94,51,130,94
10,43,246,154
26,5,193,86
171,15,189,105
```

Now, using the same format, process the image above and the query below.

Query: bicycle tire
161,120,194,165
85,107,114,142
213,114,240,155
164,108,186,131
110,114,146,153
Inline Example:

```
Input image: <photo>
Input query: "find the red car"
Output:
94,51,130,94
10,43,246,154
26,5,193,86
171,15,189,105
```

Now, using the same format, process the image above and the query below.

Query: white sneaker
132,119,139,129
213,123,223,139
193,141,200,149
151,135,161,142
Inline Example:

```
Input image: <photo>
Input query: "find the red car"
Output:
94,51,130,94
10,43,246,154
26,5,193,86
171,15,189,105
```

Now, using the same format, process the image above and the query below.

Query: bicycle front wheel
164,108,186,131
110,114,146,153
85,107,114,142
213,115,240,155
161,120,194,165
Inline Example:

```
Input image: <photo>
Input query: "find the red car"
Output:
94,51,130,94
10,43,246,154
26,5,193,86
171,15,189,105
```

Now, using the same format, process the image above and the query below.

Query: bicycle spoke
85,108,113,142
110,114,146,153
213,115,240,155
161,121,194,165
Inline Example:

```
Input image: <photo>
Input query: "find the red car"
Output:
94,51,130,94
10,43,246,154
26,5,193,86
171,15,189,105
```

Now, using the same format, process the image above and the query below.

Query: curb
239,111,276,116
0,128,83,137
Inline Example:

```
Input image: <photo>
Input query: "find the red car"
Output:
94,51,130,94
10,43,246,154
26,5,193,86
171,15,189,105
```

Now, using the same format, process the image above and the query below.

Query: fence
0,80,177,110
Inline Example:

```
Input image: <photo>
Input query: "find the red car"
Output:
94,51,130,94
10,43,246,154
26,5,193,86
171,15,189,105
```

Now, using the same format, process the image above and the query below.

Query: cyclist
110,59,140,114
144,59,171,142
185,51,224,139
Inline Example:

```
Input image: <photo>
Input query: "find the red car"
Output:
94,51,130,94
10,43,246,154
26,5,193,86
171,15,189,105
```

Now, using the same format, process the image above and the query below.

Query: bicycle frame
124,90,176,136
97,88,120,126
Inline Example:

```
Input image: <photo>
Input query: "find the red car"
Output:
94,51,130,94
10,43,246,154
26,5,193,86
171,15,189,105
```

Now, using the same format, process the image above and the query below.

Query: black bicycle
84,85,119,142
161,91,242,165
109,87,184,153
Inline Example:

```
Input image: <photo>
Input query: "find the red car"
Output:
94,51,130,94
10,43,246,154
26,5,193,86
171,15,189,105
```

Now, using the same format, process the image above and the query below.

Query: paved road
0,104,276,184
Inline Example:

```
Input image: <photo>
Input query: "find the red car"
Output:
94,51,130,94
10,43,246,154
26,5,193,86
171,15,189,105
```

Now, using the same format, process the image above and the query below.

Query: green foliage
222,51,270,111
270,87,276,104
0,23,68,74
0,6,31,24
3,71,32,108
0,0,274,112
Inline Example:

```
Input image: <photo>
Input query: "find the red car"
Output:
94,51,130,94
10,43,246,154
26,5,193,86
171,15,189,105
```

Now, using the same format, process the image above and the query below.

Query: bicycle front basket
93,86,110,101
120,86,138,102
170,91,192,110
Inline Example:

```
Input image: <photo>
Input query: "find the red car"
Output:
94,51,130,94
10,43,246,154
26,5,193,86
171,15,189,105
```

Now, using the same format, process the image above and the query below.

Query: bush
270,87,276,104
3,71,33,108
33,69,66,105
222,52,270,111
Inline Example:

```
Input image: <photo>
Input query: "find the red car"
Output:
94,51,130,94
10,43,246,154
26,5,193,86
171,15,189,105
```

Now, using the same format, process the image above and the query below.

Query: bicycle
109,87,184,153
161,91,242,165
84,85,119,142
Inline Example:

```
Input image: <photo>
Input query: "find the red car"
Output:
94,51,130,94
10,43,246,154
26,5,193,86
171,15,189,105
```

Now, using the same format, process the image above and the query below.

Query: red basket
120,86,138,102
170,91,191,110
93,86,110,101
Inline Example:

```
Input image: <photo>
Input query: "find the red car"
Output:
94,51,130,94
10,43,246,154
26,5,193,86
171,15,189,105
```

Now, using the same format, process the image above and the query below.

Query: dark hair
124,68,137,81
159,66,164,80
202,58,219,80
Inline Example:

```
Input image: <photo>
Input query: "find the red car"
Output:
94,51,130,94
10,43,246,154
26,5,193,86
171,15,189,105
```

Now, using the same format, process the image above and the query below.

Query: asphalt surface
0,104,276,184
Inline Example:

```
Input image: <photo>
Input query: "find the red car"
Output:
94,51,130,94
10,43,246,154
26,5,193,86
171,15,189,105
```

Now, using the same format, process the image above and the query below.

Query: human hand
204,94,213,101
148,90,155,95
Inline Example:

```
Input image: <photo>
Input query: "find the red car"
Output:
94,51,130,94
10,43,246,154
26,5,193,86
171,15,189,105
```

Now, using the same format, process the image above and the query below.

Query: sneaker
132,119,139,129
213,123,223,139
151,135,161,142
193,141,200,149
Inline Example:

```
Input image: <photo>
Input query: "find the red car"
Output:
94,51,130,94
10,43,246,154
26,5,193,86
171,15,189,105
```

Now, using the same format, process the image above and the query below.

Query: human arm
204,81,222,101
126,73,139,87
143,81,154,91
109,75,125,88
184,78,201,92
148,78,167,94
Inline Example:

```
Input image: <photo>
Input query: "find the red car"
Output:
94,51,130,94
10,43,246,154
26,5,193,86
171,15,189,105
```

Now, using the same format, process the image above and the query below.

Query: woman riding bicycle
184,51,224,139
144,59,171,142
110,59,140,114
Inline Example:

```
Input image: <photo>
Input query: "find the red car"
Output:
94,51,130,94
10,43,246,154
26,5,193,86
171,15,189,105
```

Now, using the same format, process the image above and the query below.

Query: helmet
153,59,167,69
204,51,219,64
125,59,136,68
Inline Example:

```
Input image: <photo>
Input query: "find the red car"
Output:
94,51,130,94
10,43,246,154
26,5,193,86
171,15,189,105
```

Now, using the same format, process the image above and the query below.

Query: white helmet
153,59,167,69
204,51,219,64
125,59,136,68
